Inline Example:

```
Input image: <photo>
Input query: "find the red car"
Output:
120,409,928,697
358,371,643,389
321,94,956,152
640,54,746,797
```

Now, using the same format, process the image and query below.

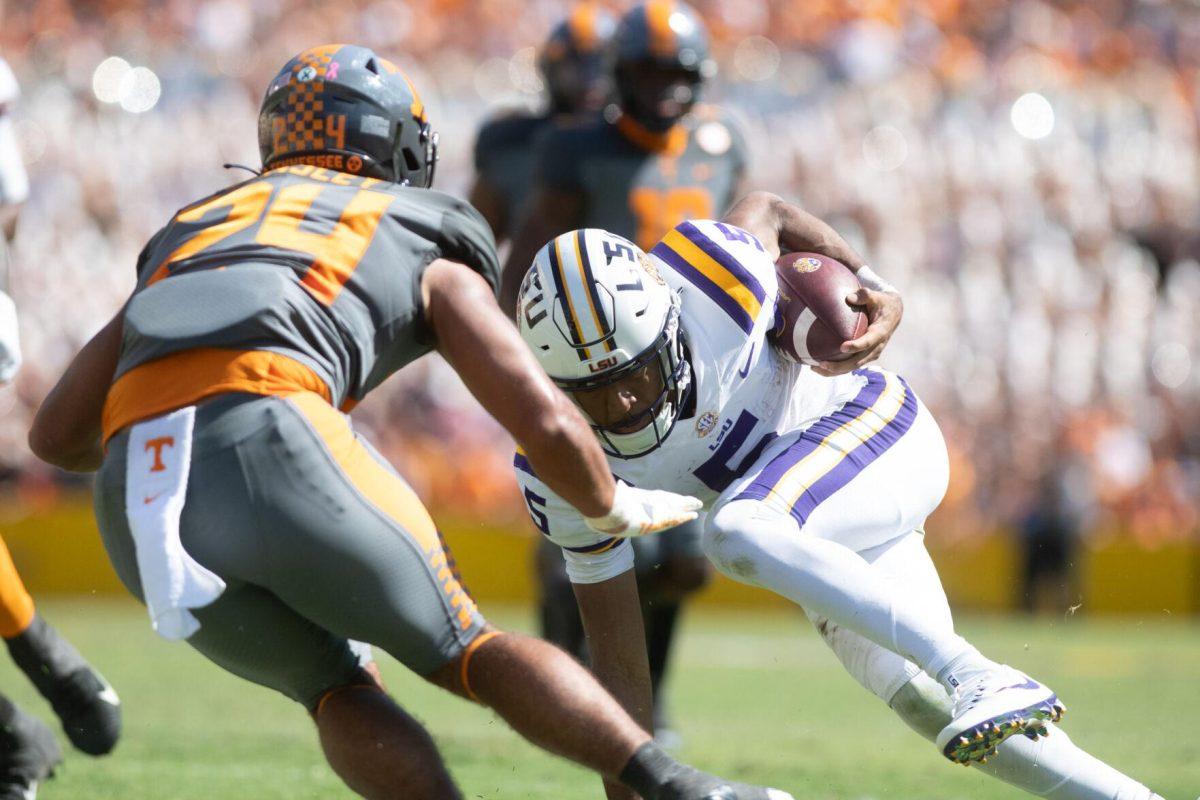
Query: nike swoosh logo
738,342,756,378
143,491,166,505
997,677,1040,693
98,685,121,706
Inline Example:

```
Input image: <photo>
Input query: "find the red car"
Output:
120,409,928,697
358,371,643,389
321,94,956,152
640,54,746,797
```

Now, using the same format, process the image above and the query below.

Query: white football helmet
516,229,690,458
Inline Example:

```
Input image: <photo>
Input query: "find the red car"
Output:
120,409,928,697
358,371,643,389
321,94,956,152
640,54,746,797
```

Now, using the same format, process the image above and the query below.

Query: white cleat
935,665,1065,765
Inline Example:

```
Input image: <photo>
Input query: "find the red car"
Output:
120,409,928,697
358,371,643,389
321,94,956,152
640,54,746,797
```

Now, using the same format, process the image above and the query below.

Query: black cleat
6,616,121,756
0,703,62,800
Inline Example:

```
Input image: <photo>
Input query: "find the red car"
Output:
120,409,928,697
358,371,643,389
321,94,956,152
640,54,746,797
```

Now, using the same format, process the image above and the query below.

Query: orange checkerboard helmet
258,44,438,187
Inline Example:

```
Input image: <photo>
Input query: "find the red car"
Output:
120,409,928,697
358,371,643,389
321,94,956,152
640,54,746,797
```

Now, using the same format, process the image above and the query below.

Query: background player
498,2,749,739
28,45,791,800
0,54,120,800
512,193,1165,800
469,5,615,247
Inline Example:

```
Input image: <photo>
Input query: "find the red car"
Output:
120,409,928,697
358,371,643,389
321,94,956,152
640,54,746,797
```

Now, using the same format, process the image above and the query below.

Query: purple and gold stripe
651,221,766,334
565,537,625,554
574,230,615,353
547,235,590,360
734,371,919,525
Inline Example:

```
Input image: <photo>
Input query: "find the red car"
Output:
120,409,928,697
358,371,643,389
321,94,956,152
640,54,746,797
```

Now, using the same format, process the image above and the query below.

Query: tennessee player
470,5,615,245
0,54,120,800
29,45,792,800
499,0,747,743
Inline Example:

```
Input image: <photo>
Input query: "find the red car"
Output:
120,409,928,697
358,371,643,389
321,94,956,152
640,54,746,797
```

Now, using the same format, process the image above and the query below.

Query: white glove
0,289,21,385
584,481,703,538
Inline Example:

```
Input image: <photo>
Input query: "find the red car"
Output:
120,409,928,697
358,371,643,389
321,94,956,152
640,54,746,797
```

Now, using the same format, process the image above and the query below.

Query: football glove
584,481,702,538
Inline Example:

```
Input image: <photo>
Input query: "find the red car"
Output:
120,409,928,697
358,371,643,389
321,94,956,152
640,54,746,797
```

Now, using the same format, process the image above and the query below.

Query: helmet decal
260,44,438,186
645,0,680,57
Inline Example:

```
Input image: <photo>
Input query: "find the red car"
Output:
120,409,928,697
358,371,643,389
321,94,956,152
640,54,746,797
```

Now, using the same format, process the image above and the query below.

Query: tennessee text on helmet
611,1,715,132
517,229,691,458
258,44,439,187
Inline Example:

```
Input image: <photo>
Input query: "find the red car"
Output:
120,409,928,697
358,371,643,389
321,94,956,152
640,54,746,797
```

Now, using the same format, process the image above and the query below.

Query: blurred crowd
0,0,1196,549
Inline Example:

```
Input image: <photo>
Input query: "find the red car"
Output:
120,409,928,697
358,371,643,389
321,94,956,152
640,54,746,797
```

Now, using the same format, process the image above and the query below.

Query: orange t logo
145,437,175,473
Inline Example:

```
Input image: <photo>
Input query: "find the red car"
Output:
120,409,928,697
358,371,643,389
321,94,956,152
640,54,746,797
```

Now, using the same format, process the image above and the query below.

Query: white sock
890,675,1157,800
706,501,977,676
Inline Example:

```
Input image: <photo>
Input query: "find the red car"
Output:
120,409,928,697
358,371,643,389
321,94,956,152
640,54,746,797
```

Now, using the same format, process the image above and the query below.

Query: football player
29,45,792,800
511,193,1166,799
0,55,121,800
499,2,751,739
469,4,614,246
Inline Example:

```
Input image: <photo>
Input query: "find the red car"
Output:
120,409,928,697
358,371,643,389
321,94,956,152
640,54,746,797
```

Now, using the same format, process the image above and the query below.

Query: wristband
855,265,898,295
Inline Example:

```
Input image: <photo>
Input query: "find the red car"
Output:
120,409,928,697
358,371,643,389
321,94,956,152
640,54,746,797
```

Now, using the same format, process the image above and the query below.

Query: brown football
770,252,868,365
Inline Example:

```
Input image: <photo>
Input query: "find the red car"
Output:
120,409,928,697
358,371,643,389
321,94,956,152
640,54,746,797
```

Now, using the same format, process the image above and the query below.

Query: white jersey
514,219,864,582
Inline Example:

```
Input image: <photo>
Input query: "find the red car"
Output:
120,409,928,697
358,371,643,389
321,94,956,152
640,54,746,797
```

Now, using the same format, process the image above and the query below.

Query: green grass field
2,599,1196,799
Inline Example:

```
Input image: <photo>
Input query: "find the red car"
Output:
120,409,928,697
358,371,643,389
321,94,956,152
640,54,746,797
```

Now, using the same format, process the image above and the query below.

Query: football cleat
0,702,61,800
935,666,1065,765
6,615,122,756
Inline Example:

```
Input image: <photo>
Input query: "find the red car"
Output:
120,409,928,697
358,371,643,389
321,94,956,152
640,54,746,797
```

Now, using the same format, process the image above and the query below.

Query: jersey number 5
147,180,394,306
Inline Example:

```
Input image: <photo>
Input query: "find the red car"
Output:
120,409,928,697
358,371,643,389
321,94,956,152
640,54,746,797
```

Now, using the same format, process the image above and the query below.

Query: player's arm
29,308,125,472
723,190,902,374
498,186,582,317
573,568,653,800
426,259,697,532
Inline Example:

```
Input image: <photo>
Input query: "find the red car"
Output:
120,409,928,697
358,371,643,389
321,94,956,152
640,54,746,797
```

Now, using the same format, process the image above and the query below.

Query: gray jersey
121,164,499,408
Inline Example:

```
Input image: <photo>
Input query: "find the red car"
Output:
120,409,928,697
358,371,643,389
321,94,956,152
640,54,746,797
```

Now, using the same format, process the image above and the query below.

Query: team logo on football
795,257,822,273
296,65,318,83
695,411,719,437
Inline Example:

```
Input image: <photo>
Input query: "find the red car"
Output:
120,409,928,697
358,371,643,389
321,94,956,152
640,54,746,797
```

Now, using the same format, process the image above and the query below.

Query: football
770,252,868,365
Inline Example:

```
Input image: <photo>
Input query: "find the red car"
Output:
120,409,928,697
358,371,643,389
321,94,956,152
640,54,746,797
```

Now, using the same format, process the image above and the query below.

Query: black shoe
6,616,121,756
0,704,62,800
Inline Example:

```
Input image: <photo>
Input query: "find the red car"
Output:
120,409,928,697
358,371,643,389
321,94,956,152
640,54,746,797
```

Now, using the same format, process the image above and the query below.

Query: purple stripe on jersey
513,451,534,477
651,241,754,334
741,370,888,493
565,537,623,554
787,377,918,525
677,220,767,305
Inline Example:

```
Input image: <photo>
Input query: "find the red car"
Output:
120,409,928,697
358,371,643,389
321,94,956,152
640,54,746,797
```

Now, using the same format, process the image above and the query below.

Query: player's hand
813,287,902,376
585,481,702,538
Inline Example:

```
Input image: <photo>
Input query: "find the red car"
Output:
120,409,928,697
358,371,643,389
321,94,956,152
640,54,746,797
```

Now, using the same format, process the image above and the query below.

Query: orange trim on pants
287,393,480,632
0,536,35,639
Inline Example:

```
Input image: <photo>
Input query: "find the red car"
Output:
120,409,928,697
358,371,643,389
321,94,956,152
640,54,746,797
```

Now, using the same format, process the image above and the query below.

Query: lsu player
500,2,748,739
0,55,121,800
469,5,615,246
30,45,792,800
512,192,1166,800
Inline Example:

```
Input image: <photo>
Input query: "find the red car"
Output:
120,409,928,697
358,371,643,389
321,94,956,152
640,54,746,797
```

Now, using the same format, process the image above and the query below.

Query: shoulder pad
649,219,777,338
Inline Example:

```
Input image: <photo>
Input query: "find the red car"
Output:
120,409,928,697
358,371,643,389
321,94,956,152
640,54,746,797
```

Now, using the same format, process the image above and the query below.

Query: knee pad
887,672,952,742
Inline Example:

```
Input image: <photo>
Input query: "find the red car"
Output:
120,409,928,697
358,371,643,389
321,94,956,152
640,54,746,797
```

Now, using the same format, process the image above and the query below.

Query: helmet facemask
557,300,691,459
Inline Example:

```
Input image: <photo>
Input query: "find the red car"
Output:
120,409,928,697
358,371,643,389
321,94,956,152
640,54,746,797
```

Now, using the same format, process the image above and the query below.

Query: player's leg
823,534,1162,800
95,397,461,800
0,536,34,640
706,372,1060,760
0,535,121,756
0,692,61,799
267,393,789,800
